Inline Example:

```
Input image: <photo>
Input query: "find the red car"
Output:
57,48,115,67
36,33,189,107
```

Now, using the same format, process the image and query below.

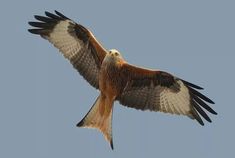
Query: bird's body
100,50,124,97
77,51,127,148
28,11,217,149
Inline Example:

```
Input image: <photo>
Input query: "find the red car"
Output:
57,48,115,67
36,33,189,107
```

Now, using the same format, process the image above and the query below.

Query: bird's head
104,49,125,66
108,49,123,59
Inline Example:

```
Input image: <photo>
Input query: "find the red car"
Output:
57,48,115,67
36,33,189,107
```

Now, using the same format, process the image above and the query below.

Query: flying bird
28,10,217,149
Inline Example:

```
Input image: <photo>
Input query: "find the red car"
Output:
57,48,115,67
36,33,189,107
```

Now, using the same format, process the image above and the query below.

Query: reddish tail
77,95,114,149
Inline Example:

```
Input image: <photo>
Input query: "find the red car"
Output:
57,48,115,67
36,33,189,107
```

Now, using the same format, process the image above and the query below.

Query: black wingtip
44,11,50,15
28,21,39,27
193,96,217,115
181,79,204,90
34,15,40,19
192,100,212,123
28,29,33,33
189,87,215,104
28,21,41,27
44,11,62,20
210,100,215,104
28,29,40,34
54,10,61,14
206,97,215,104
197,117,205,126
54,10,62,16
203,97,215,104
199,122,205,126
57,10,71,20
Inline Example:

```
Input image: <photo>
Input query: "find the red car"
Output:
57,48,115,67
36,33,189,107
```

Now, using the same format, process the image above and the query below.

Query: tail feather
77,95,114,149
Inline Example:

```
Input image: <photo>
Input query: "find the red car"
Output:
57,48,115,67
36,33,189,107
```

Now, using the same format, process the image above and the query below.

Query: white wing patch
158,80,191,116
119,80,192,117
44,20,83,60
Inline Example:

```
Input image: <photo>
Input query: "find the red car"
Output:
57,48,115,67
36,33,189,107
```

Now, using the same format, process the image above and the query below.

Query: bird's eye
114,52,119,56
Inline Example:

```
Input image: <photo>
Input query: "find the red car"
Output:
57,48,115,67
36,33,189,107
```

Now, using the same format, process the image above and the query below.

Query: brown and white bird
28,10,217,149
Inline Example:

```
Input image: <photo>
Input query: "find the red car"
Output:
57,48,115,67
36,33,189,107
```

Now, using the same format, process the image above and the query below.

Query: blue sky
0,0,234,157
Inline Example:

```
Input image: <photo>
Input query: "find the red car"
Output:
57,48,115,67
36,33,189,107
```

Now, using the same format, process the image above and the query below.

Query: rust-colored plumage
28,11,217,149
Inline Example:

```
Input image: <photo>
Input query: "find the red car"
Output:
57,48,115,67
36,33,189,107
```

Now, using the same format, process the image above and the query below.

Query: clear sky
0,0,234,157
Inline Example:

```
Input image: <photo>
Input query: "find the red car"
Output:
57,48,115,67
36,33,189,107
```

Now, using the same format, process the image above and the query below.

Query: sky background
0,0,234,157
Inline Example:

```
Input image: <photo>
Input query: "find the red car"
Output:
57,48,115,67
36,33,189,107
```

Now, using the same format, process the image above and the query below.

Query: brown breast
99,56,126,99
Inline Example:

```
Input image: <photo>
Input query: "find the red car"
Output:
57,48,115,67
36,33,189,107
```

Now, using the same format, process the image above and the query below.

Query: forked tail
77,95,114,149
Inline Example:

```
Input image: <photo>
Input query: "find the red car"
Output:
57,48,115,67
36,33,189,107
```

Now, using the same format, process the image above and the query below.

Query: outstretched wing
28,10,107,89
118,63,217,125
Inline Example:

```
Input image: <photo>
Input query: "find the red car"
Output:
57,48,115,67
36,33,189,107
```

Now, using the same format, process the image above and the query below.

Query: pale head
108,49,123,59
103,49,125,66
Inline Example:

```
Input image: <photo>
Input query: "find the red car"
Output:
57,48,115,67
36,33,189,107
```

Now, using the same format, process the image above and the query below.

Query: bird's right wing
28,10,107,89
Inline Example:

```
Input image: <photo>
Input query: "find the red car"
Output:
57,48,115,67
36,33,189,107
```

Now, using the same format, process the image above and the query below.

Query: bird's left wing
28,11,107,89
117,63,217,125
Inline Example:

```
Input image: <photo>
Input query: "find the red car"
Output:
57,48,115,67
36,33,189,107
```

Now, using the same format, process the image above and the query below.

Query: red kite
28,11,217,149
